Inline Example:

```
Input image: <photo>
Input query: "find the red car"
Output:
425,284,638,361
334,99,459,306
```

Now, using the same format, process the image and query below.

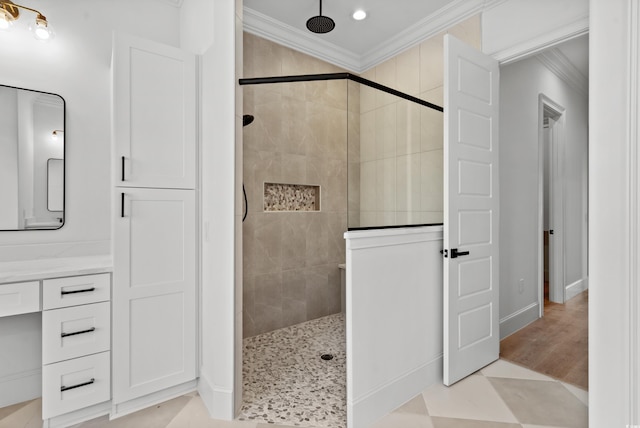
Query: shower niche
264,182,320,212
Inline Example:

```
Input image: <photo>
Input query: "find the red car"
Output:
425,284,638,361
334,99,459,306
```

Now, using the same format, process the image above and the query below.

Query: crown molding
243,7,362,72
243,0,509,73
537,46,588,98
358,0,508,71
489,16,589,65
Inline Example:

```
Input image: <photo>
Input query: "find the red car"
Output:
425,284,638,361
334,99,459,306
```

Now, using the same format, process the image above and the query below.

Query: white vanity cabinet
0,257,113,427
112,33,196,190
111,32,198,412
0,280,40,317
41,273,112,420
112,188,196,404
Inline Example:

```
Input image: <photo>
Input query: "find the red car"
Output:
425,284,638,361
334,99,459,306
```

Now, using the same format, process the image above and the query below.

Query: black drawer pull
61,327,96,338
61,378,95,392
61,287,95,296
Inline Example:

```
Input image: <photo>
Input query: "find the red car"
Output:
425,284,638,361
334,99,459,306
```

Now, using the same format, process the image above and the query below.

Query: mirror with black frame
0,84,65,230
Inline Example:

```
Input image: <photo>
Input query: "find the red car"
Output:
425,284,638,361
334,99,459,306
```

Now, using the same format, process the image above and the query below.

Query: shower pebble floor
239,313,346,427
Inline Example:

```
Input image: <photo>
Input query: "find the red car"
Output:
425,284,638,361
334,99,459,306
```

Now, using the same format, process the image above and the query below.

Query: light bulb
29,14,54,41
352,10,367,20
0,11,12,30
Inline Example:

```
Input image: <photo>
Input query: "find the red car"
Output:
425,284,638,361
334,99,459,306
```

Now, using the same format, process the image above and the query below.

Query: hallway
500,290,588,390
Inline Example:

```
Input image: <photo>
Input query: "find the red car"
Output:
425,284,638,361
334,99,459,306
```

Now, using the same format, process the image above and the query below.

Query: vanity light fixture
352,9,367,20
0,0,54,40
51,130,63,141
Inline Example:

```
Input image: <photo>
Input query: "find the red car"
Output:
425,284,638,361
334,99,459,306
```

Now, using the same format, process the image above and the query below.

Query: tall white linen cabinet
111,33,198,415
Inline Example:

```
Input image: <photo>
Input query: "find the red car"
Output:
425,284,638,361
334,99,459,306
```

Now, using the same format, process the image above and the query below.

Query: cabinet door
113,188,196,403
112,33,196,189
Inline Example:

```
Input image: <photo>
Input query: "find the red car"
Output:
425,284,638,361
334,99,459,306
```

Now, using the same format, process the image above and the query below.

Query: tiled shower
242,16,480,338
242,39,351,336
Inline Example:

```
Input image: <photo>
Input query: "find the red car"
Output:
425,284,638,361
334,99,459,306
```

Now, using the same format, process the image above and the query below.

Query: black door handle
450,248,470,259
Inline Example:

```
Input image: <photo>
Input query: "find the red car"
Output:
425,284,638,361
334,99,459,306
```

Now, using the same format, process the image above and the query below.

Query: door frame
537,94,566,315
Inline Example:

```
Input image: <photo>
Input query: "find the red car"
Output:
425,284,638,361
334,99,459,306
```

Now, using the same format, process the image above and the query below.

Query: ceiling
244,0,453,56
555,35,589,78
242,0,588,84
243,0,506,72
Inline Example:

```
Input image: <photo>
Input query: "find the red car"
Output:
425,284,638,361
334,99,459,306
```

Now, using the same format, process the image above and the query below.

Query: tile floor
0,311,588,428
0,359,588,428
239,314,346,427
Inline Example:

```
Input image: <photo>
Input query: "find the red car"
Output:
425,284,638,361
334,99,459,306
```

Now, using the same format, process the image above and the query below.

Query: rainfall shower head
307,0,335,34
243,114,254,127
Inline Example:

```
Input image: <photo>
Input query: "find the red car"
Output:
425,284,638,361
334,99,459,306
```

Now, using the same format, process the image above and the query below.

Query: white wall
499,55,588,337
192,0,240,420
589,0,640,424
180,0,215,55
345,226,443,428
32,99,64,221
0,87,19,229
0,313,42,407
17,92,36,229
0,0,180,261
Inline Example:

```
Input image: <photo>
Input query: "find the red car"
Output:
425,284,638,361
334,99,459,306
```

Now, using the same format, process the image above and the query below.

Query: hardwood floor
500,290,588,390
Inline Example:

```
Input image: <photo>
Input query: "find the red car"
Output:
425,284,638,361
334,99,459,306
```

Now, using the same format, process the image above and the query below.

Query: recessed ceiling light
352,9,366,21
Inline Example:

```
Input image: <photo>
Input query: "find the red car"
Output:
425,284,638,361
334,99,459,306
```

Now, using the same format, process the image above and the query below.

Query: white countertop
0,255,113,283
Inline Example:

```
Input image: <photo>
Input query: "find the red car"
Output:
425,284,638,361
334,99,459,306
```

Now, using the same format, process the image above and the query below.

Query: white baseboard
0,368,41,408
499,302,540,340
43,401,111,428
110,380,197,420
348,354,442,428
565,277,588,301
197,373,234,420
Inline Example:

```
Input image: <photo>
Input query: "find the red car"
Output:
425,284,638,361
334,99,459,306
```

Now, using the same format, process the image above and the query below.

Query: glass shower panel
347,80,444,229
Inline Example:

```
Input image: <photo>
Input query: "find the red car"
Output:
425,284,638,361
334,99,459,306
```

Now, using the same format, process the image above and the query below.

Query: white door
112,33,196,190
113,187,196,403
443,35,500,386
547,117,565,303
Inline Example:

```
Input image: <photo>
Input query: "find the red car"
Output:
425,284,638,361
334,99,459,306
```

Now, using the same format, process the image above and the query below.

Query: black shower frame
239,72,443,113
239,72,445,231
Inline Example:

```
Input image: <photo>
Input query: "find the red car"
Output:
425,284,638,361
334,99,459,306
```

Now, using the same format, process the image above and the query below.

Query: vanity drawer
0,281,40,317
43,273,110,309
42,302,110,364
42,351,110,419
